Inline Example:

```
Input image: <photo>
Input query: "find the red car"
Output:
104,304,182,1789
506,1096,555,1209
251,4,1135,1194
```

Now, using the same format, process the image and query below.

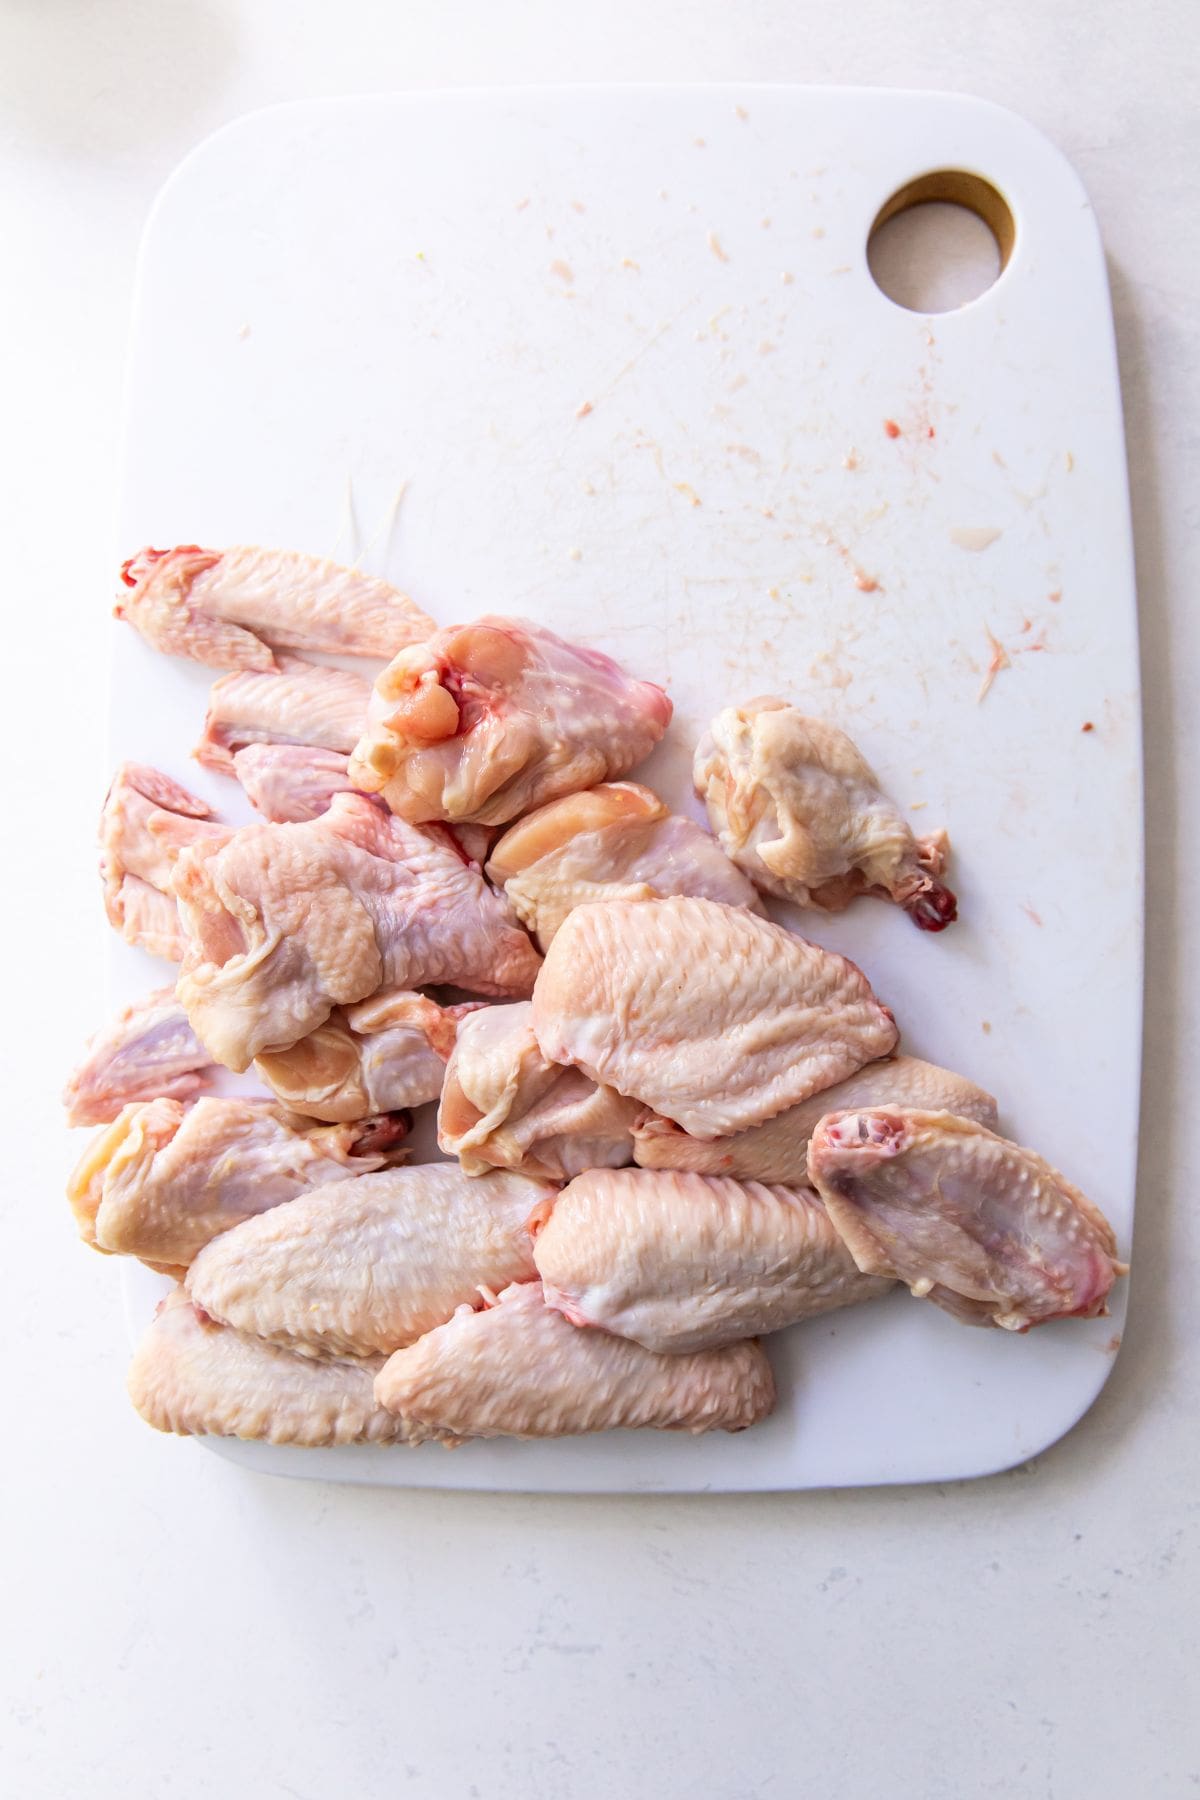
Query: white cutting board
111,87,1141,1492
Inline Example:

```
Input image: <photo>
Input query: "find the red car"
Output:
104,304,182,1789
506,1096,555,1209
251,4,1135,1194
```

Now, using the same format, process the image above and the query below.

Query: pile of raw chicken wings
62,545,1126,1450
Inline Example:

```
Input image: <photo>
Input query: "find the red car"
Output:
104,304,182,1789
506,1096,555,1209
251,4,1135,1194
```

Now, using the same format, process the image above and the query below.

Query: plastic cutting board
113,87,1141,1491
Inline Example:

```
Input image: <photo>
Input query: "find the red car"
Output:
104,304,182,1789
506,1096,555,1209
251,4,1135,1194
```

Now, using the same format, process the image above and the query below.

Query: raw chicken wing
63,989,216,1127
173,793,541,1070
807,1108,1124,1329
534,1168,892,1352
348,616,672,825
100,763,229,961
129,1288,435,1445
232,743,362,823
374,1282,776,1438
439,1001,640,1179
187,1166,552,1357
695,698,957,930
116,544,435,671
532,896,898,1137
633,1055,998,1183
485,781,762,949
67,1096,407,1270
256,990,482,1122
195,656,371,775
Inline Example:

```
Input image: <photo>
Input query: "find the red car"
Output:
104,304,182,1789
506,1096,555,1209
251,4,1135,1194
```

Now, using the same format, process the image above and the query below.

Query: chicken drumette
695,698,957,930
68,1096,407,1271
485,781,761,950
255,990,482,1122
438,1001,641,1179
349,617,672,826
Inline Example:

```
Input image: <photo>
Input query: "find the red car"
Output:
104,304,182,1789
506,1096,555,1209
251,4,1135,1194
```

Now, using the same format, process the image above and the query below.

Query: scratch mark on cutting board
353,478,409,573
580,299,698,415
330,472,361,562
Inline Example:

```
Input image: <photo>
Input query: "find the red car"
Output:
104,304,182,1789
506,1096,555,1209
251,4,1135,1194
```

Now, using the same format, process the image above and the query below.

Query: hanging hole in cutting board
867,171,1014,314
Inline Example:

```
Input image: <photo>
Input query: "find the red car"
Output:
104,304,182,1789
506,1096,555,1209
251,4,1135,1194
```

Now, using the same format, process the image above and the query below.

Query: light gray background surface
1,5,1196,1796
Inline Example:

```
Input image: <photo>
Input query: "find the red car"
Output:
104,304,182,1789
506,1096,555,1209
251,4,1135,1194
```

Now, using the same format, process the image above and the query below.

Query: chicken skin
807,1108,1124,1329
63,990,216,1127
129,1288,434,1445
231,744,362,823
195,656,372,776
173,793,541,1070
116,544,435,671
256,990,481,1122
187,1166,552,1357
484,782,762,950
632,1055,998,1184
349,617,672,826
374,1282,776,1438
66,1096,407,1271
532,896,898,1138
534,1168,892,1352
438,1002,641,1179
99,763,230,961
695,698,957,930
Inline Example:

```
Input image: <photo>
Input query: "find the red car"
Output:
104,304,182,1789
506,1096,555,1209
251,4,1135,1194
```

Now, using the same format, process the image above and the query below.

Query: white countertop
2,5,1197,1796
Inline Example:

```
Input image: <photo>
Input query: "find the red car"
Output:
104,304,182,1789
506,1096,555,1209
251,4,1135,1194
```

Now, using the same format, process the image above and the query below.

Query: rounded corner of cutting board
844,85,1108,268
958,92,1105,234
969,1343,1125,1482
136,96,344,249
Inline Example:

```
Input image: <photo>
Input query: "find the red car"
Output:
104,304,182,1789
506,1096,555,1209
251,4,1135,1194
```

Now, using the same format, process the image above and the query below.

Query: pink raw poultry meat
255,989,483,1121
63,990,216,1127
116,544,435,670
195,656,372,776
349,616,672,825
173,793,541,1070
532,895,898,1138
99,763,231,961
695,698,957,930
373,1282,776,1439
632,1055,998,1184
438,1001,641,1178
186,1166,552,1357
128,1288,439,1445
231,744,363,823
485,781,762,951
807,1108,1124,1329
67,1096,408,1271
533,1167,892,1352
